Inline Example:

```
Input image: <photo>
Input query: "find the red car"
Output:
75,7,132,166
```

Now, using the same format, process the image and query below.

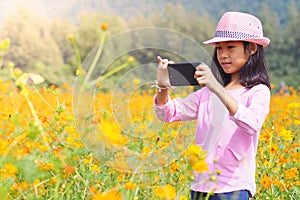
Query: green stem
86,62,130,89
23,91,50,149
71,40,82,70
83,32,106,86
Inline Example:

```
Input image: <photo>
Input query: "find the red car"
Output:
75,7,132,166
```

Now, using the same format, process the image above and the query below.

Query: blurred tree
274,0,300,88
258,4,281,85
50,18,76,67
76,12,128,61
0,5,71,85
128,3,216,63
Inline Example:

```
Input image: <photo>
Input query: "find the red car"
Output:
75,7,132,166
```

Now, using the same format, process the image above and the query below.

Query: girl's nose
219,50,228,59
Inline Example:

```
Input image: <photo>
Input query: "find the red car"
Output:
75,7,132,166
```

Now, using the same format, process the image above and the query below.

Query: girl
154,12,271,200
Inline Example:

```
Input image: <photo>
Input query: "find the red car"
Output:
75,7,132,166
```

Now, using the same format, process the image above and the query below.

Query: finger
157,56,169,64
196,77,206,87
162,60,169,69
162,59,169,64
157,56,162,63
194,70,206,77
196,62,209,71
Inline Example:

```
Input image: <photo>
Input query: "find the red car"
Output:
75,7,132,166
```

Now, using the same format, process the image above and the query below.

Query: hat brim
203,37,270,48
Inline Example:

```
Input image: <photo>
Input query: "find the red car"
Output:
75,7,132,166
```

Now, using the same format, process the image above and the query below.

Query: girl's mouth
221,62,231,67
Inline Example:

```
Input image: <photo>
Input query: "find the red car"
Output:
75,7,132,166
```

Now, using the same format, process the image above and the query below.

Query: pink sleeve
229,85,271,135
154,90,204,122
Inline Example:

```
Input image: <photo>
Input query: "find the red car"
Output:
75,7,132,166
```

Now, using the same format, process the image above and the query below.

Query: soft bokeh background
0,0,300,89
0,1,299,200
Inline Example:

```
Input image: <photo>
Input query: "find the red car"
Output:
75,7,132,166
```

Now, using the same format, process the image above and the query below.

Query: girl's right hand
156,56,174,87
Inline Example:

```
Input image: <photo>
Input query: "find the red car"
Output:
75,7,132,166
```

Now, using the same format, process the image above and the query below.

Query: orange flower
0,163,18,178
39,163,55,171
63,164,75,177
170,162,180,172
259,176,271,189
101,22,109,31
285,168,298,179
10,182,28,193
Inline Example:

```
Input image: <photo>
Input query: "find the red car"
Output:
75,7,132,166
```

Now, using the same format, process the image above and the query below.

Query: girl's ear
249,43,258,55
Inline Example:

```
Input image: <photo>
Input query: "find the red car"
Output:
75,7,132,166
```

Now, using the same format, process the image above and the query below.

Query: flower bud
101,22,109,31
67,34,75,42
128,56,134,63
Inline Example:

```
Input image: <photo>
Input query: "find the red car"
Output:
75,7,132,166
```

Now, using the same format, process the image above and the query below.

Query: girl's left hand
194,63,221,93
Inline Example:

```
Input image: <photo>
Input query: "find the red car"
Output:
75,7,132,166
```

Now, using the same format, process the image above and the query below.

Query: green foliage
0,5,73,86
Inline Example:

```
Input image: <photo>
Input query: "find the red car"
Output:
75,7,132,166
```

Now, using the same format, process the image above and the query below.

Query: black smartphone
168,62,202,86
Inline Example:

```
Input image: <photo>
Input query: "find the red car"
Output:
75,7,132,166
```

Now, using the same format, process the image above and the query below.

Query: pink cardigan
154,84,270,197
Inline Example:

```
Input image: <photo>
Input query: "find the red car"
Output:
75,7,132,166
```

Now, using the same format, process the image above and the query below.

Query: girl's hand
194,63,221,93
156,56,174,87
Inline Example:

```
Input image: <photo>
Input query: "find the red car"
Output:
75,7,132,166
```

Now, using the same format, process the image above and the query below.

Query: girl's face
216,41,249,76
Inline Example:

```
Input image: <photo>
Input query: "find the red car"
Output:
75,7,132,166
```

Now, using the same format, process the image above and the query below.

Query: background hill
1,0,299,24
0,0,299,89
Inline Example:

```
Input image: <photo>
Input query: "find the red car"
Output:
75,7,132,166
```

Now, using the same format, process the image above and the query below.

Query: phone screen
168,62,201,86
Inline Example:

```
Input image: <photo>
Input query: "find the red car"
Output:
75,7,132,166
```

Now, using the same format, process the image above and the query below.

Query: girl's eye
227,46,235,49
216,47,222,50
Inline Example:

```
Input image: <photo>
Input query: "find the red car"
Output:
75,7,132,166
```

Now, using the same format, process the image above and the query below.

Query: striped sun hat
203,12,270,47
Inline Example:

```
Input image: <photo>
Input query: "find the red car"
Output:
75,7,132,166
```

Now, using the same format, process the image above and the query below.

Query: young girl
154,12,271,200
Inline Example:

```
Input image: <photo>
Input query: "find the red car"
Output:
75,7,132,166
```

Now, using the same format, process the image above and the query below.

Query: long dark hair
212,42,270,89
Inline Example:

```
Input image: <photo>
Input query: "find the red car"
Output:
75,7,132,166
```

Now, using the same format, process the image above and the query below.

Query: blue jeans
190,190,250,200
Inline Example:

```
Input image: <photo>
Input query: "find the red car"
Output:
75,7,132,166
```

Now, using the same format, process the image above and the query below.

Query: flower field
0,78,299,199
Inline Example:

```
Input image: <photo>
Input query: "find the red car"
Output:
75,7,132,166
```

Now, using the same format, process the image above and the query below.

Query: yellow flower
4,164,18,176
0,163,18,178
91,165,101,173
128,56,135,63
93,189,122,200
75,68,86,76
294,119,300,126
184,144,208,174
0,37,10,51
192,159,208,174
279,128,293,140
67,33,75,41
153,184,176,200
142,146,151,153
99,120,128,146
124,182,136,190
8,62,14,69
132,78,141,85
84,158,93,164
185,144,206,159
287,102,300,109
0,139,9,155
20,88,30,96
179,195,188,200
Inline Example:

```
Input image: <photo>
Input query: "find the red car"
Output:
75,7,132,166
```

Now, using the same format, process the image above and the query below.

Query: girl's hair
212,42,270,89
